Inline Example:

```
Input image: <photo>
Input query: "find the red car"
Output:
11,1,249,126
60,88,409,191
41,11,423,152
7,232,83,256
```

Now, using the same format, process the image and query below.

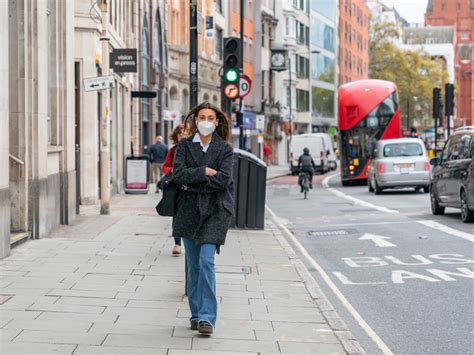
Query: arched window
153,8,163,71
182,89,189,114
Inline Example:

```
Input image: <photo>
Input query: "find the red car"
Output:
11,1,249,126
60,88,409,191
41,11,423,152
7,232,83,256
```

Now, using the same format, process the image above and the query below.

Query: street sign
239,74,252,98
83,75,115,92
110,48,137,73
256,114,265,130
224,83,239,99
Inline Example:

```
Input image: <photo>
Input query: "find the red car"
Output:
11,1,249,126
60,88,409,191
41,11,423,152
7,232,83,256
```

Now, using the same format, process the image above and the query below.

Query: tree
369,21,449,131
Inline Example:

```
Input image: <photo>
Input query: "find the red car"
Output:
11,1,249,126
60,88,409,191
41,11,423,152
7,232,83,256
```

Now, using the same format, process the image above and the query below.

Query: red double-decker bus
338,80,401,185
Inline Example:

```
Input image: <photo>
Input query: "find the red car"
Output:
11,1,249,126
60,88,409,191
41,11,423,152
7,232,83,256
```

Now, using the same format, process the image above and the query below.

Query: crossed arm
173,143,233,193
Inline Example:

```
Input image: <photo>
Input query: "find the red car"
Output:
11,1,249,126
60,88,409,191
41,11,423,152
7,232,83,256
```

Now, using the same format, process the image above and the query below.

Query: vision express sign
110,48,137,73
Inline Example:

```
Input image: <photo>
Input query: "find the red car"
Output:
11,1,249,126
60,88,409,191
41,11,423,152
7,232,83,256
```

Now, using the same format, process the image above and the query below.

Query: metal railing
9,154,24,177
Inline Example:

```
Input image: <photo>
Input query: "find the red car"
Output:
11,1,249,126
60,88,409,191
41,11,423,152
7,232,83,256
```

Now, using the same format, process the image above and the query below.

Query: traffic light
433,87,441,119
445,83,454,117
223,37,241,100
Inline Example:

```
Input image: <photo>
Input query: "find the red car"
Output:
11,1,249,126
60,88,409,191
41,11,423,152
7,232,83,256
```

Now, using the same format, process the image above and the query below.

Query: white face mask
197,121,217,137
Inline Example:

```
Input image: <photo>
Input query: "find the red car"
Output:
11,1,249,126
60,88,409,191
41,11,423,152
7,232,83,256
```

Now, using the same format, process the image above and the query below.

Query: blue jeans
183,239,217,327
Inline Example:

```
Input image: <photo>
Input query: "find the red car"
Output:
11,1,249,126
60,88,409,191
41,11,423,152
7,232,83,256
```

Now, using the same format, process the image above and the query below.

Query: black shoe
310,184,313,189
198,321,213,334
190,319,199,330
300,187,303,193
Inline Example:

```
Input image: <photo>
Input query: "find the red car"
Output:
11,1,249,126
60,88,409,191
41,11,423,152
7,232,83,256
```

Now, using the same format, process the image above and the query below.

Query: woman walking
172,102,234,335
162,124,185,256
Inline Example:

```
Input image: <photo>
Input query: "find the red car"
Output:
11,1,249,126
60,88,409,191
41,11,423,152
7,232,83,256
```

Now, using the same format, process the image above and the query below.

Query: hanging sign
205,16,214,39
110,49,137,73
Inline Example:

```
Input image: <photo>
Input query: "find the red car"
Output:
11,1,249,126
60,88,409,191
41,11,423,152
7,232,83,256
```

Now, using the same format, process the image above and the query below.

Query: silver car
368,138,430,194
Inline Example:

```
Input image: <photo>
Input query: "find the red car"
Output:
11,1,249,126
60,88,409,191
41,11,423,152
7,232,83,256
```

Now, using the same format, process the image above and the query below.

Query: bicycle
299,172,310,199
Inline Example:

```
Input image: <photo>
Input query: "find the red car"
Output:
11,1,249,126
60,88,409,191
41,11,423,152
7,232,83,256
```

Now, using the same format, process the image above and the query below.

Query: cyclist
298,147,317,192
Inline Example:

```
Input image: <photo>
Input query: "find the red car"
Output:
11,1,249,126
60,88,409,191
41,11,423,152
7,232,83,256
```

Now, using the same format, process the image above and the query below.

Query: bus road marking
266,205,394,355
322,174,399,214
417,220,474,243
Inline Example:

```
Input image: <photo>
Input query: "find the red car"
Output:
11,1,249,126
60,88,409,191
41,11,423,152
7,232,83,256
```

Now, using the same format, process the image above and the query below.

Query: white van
319,133,338,170
289,133,335,174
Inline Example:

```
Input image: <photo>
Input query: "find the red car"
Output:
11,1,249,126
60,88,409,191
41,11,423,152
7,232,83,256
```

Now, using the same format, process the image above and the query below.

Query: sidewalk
0,189,363,354
266,165,289,180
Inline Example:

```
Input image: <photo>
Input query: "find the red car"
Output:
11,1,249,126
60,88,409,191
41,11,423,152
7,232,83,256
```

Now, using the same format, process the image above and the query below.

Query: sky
381,0,429,24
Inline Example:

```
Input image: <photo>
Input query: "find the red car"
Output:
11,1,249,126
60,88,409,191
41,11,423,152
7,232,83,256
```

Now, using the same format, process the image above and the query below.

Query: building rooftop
402,26,455,45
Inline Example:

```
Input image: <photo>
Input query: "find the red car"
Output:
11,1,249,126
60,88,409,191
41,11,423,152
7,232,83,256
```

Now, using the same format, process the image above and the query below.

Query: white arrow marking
359,233,397,247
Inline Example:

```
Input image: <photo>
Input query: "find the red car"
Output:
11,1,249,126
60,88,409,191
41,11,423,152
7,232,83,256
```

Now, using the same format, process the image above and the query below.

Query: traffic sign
84,75,115,92
224,83,239,99
239,74,252,98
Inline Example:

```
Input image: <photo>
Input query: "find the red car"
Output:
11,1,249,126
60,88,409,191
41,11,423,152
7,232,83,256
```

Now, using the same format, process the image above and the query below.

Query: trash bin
230,149,267,230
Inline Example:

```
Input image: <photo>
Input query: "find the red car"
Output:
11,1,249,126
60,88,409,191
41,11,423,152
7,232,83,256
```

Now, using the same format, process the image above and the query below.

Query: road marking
359,233,397,247
418,220,474,243
322,174,399,214
333,272,387,285
321,174,474,243
266,205,393,355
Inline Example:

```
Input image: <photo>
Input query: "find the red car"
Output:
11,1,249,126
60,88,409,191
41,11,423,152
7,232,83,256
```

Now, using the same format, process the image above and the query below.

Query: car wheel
460,190,474,223
368,177,374,192
430,186,445,215
423,186,429,193
374,178,383,195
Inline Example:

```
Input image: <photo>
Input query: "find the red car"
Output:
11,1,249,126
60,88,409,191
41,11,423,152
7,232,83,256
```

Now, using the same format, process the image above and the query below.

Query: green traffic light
225,69,238,82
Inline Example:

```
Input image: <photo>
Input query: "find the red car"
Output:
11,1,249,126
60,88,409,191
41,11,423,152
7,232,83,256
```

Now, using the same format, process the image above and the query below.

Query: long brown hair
183,101,231,142
170,124,185,145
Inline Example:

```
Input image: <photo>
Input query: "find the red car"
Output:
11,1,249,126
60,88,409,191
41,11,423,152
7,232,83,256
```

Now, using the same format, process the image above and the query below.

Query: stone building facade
426,0,474,126
2,0,76,257
167,0,226,129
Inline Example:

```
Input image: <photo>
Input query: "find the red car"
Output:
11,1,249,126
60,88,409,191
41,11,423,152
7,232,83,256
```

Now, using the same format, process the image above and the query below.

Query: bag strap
170,145,178,167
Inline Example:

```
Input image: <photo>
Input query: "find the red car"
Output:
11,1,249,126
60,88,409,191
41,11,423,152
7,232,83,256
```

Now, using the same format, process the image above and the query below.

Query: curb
266,220,366,355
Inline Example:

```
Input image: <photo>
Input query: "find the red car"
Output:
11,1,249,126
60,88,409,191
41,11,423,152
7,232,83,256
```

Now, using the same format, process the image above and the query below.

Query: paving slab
0,189,363,354
14,329,106,345
0,342,77,355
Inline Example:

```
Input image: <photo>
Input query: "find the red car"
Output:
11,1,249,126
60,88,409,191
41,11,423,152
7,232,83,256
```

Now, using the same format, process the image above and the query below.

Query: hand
205,168,217,176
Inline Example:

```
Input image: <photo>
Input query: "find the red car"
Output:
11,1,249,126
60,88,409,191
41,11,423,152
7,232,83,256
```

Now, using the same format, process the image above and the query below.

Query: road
266,173,474,355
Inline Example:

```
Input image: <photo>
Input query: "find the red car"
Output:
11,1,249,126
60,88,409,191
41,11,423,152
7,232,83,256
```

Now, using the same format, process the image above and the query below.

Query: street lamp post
99,1,110,215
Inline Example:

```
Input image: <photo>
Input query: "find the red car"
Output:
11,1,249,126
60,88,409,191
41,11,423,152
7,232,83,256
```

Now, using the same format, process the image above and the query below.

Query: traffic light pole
190,0,198,109
238,0,245,150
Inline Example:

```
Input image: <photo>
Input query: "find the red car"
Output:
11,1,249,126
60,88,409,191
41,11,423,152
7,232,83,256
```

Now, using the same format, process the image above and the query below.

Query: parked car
289,133,334,174
368,138,430,194
430,126,474,223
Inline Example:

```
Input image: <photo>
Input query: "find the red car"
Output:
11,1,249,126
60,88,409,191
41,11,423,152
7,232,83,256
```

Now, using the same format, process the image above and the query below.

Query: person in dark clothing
162,124,185,256
298,147,317,192
149,136,168,192
173,101,234,335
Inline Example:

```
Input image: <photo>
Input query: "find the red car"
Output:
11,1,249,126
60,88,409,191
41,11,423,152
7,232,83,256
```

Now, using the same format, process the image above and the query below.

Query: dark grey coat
172,133,234,247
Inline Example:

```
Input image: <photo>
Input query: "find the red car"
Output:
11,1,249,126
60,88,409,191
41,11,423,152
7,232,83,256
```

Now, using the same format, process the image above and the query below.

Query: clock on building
270,50,288,71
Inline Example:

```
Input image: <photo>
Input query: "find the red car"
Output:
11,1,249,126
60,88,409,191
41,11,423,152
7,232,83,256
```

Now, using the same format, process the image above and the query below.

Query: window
383,143,423,157
311,0,336,19
296,89,309,111
216,28,223,60
460,135,472,159
249,39,253,60
446,135,462,160
312,87,335,117
296,55,309,78
262,24,265,46
296,21,309,45
216,0,223,13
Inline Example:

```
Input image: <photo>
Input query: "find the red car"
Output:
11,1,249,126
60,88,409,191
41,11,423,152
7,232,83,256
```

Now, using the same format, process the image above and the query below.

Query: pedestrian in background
149,136,168,193
172,101,234,335
263,143,272,166
162,124,185,256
